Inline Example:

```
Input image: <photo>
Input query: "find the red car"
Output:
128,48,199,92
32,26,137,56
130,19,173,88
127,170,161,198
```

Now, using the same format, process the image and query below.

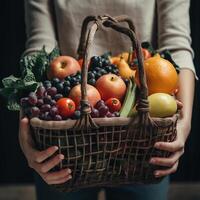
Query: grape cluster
91,100,120,118
88,56,119,86
20,85,64,121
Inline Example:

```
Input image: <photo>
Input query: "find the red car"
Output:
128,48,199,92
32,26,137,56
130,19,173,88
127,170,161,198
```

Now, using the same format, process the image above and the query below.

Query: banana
120,78,136,117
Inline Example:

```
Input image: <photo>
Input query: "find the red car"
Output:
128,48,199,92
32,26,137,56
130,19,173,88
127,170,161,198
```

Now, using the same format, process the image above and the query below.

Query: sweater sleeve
23,0,57,55
157,0,197,78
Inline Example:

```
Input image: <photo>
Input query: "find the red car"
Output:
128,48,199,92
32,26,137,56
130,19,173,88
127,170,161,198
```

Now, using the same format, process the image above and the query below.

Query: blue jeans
34,173,169,200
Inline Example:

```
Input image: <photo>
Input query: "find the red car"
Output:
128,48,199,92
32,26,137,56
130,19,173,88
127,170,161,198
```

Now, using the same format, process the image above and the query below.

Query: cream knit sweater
24,0,196,76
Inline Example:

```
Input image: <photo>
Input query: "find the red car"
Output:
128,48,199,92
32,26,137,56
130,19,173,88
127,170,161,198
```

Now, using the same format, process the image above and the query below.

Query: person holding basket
19,0,196,199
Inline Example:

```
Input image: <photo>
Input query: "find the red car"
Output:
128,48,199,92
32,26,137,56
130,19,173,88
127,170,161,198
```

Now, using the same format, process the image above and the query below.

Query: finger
154,161,179,178
19,117,31,141
19,117,36,154
176,100,183,109
47,175,72,185
150,150,184,167
44,168,72,182
34,146,59,163
154,140,184,152
37,154,64,173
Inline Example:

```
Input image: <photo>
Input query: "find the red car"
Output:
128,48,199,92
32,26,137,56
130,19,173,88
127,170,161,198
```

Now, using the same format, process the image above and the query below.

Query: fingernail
59,154,64,159
150,158,155,163
154,171,159,177
54,146,58,151
68,175,72,179
67,169,72,174
154,143,160,148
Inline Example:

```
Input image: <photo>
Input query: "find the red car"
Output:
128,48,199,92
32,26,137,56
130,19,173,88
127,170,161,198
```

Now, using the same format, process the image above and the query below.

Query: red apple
69,84,101,108
95,74,126,101
47,56,81,80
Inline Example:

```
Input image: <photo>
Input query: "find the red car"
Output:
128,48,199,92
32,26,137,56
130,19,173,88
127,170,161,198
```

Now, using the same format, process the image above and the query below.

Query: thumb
19,117,36,151
20,117,30,137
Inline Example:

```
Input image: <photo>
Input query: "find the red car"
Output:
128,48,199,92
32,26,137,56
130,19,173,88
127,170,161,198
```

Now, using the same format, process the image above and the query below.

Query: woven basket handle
77,15,149,117
77,15,136,59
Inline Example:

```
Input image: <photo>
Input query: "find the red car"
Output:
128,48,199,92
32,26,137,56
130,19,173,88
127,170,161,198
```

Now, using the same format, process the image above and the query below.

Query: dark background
0,0,199,184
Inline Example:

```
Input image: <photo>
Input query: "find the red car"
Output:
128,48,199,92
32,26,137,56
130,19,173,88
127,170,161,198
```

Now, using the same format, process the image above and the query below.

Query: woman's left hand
149,119,191,178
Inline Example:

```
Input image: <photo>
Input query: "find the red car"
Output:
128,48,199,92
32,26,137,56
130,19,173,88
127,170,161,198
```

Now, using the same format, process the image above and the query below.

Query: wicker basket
30,15,178,192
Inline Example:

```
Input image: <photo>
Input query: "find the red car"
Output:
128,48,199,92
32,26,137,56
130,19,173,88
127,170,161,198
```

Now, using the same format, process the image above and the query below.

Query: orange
135,54,178,95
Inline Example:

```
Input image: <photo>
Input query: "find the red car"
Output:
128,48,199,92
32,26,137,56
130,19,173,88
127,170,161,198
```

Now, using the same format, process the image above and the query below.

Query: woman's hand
149,118,191,178
19,117,72,185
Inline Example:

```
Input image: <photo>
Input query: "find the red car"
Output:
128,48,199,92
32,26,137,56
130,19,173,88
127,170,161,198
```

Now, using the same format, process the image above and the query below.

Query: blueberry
54,94,63,101
88,78,96,86
65,76,72,82
73,110,81,119
72,81,80,87
95,72,102,80
95,67,102,72
76,74,81,81
64,86,71,95
90,56,102,68
56,82,64,93
88,71,95,79
124,79,129,86
105,65,113,72
112,69,119,75
100,69,107,75
102,59,110,67
92,71,97,76
52,78,60,86
63,80,71,87
43,80,52,89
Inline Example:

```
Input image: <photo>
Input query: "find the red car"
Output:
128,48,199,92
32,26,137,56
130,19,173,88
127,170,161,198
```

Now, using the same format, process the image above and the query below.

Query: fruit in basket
95,74,126,101
56,98,76,118
148,93,177,117
119,78,136,117
93,100,120,118
135,54,178,95
47,56,81,80
69,84,101,108
105,98,121,113
110,57,135,79
88,56,119,85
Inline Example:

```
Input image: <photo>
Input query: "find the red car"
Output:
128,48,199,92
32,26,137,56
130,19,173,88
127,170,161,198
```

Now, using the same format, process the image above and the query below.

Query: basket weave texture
30,15,178,192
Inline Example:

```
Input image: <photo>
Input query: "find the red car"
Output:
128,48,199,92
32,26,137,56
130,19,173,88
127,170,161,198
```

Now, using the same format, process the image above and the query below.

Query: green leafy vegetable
0,46,61,111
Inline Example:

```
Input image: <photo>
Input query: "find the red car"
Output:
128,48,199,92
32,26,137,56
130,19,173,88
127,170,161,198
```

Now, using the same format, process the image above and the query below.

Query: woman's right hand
19,117,72,185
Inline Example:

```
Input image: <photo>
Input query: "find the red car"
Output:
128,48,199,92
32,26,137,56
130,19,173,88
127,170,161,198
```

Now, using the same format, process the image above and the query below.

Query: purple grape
50,99,56,106
30,106,40,118
43,95,52,104
43,112,52,121
40,104,51,113
54,94,63,101
36,86,46,98
54,114,62,121
50,106,58,117
106,112,112,118
36,99,44,107
99,105,109,117
28,92,38,105
95,100,105,109
47,87,57,97
20,97,29,107
91,108,99,118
